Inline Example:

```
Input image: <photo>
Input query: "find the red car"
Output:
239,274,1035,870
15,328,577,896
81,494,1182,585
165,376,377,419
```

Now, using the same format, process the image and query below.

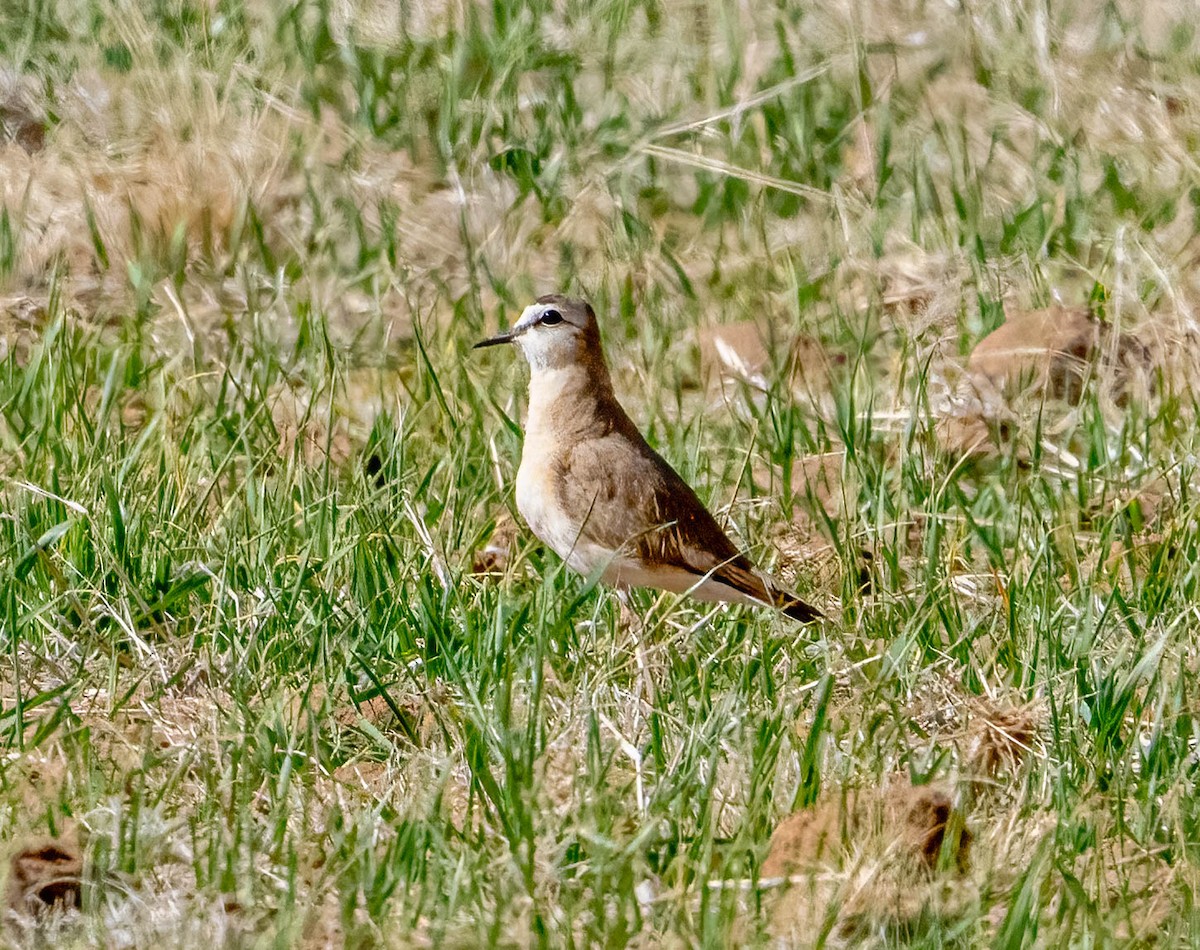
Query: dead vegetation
964,695,1045,785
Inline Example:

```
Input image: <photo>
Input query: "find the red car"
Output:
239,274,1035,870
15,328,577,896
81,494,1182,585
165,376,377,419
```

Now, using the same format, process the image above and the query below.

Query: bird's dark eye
539,309,563,326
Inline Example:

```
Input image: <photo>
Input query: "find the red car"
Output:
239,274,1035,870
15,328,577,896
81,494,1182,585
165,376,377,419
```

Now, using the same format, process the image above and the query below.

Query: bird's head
474,295,602,372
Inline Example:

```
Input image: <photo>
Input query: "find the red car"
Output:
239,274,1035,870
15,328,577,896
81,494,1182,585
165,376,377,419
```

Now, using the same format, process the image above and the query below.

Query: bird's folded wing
671,523,822,621
561,432,822,621
561,433,773,597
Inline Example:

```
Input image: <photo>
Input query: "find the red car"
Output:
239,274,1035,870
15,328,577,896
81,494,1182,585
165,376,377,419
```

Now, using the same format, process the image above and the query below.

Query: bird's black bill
473,331,516,349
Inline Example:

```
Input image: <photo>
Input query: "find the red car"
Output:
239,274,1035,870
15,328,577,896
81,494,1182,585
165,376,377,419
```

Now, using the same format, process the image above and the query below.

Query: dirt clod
472,516,518,575
936,306,1152,458
696,321,845,404
5,835,83,920
763,783,975,943
764,782,972,879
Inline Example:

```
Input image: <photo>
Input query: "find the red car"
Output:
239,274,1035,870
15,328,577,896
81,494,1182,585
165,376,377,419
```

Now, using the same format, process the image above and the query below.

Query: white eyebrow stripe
514,304,545,331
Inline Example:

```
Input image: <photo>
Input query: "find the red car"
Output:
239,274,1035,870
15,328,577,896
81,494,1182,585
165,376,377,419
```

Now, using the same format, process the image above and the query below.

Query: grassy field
3,0,1200,945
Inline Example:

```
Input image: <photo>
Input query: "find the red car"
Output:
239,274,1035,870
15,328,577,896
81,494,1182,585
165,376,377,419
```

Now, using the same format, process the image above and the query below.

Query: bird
474,294,822,623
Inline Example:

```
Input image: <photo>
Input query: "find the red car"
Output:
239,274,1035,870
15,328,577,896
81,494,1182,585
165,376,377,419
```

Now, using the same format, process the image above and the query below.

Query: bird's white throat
523,364,599,439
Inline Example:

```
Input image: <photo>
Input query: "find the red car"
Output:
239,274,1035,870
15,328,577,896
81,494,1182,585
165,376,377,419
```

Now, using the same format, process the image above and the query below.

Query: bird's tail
780,591,823,624
713,558,823,623
760,575,823,623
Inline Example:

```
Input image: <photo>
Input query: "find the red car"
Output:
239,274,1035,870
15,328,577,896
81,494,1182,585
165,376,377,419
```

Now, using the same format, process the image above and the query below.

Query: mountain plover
475,294,822,623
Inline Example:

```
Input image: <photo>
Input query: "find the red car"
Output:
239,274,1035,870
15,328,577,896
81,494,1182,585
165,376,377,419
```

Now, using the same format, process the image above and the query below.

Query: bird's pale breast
516,430,619,580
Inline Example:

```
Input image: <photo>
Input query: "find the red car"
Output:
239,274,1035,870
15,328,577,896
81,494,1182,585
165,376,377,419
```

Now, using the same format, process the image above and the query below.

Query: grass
3,0,1200,945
